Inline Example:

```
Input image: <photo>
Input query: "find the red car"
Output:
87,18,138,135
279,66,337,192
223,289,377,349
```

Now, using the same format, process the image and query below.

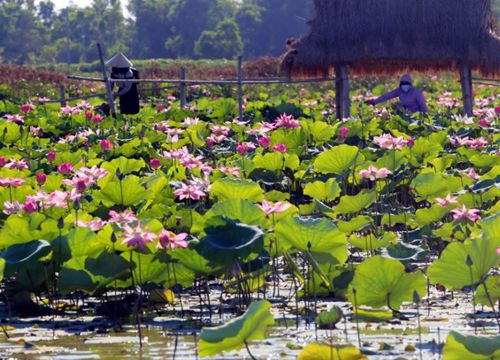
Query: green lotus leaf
206,98,238,120
298,343,367,360
334,190,376,214
0,122,21,143
348,232,397,251
208,198,265,226
315,305,343,329
415,205,449,227
275,216,347,265
480,213,500,241
427,236,500,289
199,300,274,357
95,175,150,206
304,178,341,202
382,242,428,262
253,152,300,171
1,240,51,275
337,215,372,233
101,156,146,178
411,172,461,199
198,217,264,265
443,331,500,360
348,255,427,310
0,213,45,247
375,151,406,171
351,307,394,322
469,154,498,168
475,275,500,308
314,144,365,175
52,227,103,262
309,121,336,144
271,128,307,153
170,247,224,275
58,267,96,294
210,178,264,202
0,258,4,281
86,251,131,280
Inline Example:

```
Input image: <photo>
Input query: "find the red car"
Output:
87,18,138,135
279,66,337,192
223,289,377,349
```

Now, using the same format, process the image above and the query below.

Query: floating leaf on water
348,255,427,310
199,300,274,357
297,343,367,360
442,331,500,360
315,306,343,329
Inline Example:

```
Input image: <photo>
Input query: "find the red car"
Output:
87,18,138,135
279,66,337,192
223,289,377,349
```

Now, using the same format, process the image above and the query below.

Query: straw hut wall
281,0,500,78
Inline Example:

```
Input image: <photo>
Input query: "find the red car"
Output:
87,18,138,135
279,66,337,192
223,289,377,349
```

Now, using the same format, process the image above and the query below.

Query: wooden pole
459,64,473,117
97,43,117,118
59,85,66,107
340,65,351,118
237,56,243,121
334,65,343,119
179,67,187,109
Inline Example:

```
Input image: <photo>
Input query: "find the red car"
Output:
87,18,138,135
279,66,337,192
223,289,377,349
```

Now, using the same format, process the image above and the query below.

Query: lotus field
0,78,498,359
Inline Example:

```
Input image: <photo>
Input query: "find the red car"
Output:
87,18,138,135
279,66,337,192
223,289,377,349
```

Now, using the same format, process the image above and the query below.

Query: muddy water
0,287,498,359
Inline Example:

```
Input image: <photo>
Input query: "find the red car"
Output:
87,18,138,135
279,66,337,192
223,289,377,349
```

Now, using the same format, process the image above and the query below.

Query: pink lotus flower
156,103,166,112
183,117,200,126
157,229,189,250
47,190,70,208
497,246,500,257
273,143,288,153
338,127,349,143
85,111,93,121
5,114,25,124
93,114,104,124
274,113,300,129
258,135,271,148
3,201,22,215
76,219,107,231
29,126,43,137
6,158,29,170
36,173,47,186
467,138,488,149
257,199,291,217
478,118,491,127
21,104,35,113
467,167,480,181
100,139,112,151
450,205,481,222
495,106,500,115
0,157,7,167
179,154,204,169
218,166,240,177
22,198,38,213
373,134,407,150
58,162,74,175
60,105,81,116
174,182,206,201
0,177,26,187
120,222,157,251
406,137,415,148
206,137,216,147
210,125,230,137
435,194,458,207
236,142,256,155
359,165,392,181
47,151,56,163
150,158,161,169
109,209,137,225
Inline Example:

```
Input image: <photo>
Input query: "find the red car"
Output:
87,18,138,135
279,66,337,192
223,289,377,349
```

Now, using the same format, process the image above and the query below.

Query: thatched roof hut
280,0,500,117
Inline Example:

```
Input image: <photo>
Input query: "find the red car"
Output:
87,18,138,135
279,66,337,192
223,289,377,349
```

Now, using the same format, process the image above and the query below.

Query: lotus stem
352,287,361,349
414,290,423,360
481,281,500,332
466,255,477,334
244,340,257,360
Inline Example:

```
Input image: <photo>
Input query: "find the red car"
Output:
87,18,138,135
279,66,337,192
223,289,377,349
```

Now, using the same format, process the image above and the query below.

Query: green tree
194,18,243,59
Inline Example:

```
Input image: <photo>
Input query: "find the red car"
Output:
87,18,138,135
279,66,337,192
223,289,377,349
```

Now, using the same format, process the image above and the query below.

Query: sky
45,0,130,16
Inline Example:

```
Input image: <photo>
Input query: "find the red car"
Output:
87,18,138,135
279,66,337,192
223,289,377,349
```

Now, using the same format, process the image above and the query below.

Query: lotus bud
466,255,473,267
57,217,65,229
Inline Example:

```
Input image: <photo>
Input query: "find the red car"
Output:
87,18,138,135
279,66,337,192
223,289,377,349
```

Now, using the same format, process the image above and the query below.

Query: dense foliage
0,77,498,357
0,0,310,64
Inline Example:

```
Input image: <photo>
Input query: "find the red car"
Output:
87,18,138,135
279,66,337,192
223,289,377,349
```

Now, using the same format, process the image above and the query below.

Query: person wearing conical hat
106,53,140,115
365,74,428,114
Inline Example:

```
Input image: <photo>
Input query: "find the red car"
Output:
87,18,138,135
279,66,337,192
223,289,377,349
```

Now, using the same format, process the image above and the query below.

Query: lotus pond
0,77,498,359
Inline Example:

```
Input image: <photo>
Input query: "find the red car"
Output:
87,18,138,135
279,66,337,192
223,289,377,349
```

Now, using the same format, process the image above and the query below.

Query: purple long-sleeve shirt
373,87,428,113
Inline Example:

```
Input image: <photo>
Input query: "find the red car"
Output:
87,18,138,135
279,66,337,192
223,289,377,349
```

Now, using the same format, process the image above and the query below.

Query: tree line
0,0,311,64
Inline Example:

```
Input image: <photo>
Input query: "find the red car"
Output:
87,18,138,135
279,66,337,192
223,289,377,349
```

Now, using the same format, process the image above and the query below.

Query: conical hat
106,52,133,68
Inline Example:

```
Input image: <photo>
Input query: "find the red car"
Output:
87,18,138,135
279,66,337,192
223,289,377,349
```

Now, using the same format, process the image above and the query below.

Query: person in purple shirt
365,74,428,114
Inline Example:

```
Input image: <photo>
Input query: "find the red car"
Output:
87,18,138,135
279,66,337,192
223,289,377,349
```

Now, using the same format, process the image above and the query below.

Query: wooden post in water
237,56,243,121
59,85,66,107
340,65,351,118
97,43,117,118
179,67,187,109
459,64,473,117
334,65,344,119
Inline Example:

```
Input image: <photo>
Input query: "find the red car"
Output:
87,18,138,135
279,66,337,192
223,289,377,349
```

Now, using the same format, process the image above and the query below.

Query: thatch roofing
280,0,500,77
